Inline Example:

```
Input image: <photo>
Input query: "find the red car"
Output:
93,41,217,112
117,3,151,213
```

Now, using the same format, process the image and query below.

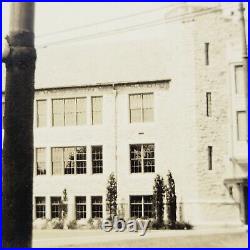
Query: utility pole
239,2,248,141
2,3,36,248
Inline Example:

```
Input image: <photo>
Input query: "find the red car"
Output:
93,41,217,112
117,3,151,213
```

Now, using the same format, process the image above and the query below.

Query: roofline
2,79,171,94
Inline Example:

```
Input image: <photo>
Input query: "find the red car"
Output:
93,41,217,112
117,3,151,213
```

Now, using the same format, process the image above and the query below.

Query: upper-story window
129,93,154,123
51,146,87,175
52,98,86,127
235,65,245,95
206,92,212,117
92,146,103,174
91,96,103,125
37,100,47,127
237,111,247,141
130,144,155,173
36,148,46,175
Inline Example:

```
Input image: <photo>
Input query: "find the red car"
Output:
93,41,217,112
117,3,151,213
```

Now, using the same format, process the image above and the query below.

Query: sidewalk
32,226,248,248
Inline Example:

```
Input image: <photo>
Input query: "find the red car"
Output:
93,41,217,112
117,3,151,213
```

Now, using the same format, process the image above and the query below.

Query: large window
52,98,86,127
129,93,154,123
76,196,87,220
130,195,153,218
92,146,103,174
36,148,46,175
51,197,61,219
235,65,245,95
208,146,213,171
237,111,247,141
51,147,87,175
130,144,155,173
37,100,47,127
35,197,46,219
206,92,212,117
91,196,103,218
91,97,103,125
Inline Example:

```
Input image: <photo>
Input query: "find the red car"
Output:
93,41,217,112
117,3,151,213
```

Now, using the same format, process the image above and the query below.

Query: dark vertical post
2,2,36,248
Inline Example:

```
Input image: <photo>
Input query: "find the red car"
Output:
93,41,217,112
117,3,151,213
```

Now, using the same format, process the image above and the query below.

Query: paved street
32,227,248,248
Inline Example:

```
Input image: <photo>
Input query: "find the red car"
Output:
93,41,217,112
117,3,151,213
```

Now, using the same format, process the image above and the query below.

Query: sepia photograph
1,1,248,248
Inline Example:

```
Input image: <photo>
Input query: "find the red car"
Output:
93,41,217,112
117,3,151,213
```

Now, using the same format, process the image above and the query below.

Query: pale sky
1,2,248,89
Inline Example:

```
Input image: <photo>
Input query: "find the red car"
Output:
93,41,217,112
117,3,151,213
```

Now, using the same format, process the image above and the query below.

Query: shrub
93,218,102,229
33,218,48,230
166,171,177,225
153,175,165,227
106,173,117,219
49,218,64,229
166,221,193,230
67,220,78,230
87,218,94,229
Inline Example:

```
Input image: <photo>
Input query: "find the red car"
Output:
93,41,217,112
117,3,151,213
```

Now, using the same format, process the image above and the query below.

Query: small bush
49,218,64,229
150,219,165,230
33,218,48,230
93,218,102,229
67,220,77,230
166,221,193,230
87,218,94,229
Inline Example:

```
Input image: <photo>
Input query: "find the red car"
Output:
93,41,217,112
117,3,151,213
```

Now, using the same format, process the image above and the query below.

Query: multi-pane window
92,146,103,174
76,196,87,220
130,144,155,173
52,98,86,127
91,196,103,218
36,148,46,175
235,65,245,95
208,146,213,171
92,97,103,125
130,195,153,218
2,102,5,129
35,197,46,219
51,147,87,175
205,42,209,65
129,93,154,123
206,92,212,117
237,111,247,141
51,197,61,219
37,100,47,127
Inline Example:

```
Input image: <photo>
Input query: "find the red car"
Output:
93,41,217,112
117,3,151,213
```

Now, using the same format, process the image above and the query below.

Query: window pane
51,197,61,219
36,148,46,175
235,65,245,95
92,97,103,125
65,99,76,126
76,196,86,219
91,196,103,218
92,146,103,174
206,92,212,117
37,100,47,127
130,145,142,173
64,147,75,174
76,147,87,174
143,196,153,218
52,148,63,175
52,100,64,126
130,196,142,218
36,197,46,219
130,95,142,123
76,98,86,125
237,111,247,141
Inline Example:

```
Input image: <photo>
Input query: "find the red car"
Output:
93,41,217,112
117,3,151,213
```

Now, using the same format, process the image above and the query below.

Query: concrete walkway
32,227,248,248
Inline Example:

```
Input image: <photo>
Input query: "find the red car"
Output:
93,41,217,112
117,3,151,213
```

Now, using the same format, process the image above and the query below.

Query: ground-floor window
91,196,103,218
76,196,87,219
51,197,61,219
130,195,153,218
35,197,46,219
